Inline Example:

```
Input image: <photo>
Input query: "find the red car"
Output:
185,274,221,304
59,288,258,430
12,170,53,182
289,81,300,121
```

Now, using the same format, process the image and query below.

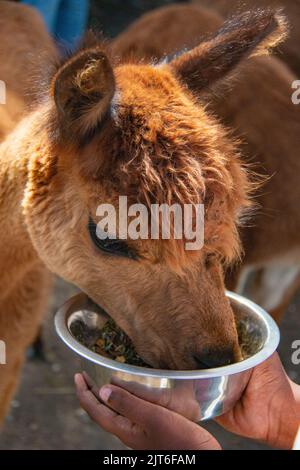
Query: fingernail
99,386,112,402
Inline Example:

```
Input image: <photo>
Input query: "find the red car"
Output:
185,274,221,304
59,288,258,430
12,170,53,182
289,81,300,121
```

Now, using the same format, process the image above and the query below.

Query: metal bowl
55,291,279,421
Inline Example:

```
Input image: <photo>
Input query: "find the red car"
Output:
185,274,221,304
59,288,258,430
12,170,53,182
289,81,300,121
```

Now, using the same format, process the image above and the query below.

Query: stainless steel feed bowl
55,291,279,421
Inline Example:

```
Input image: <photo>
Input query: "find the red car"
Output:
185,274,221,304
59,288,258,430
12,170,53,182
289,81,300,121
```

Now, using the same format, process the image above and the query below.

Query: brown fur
0,1,56,422
193,0,300,76
112,4,300,320
0,2,296,421
0,0,57,139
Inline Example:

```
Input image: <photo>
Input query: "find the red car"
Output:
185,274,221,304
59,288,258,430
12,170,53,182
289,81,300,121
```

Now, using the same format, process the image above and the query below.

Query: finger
75,373,115,421
99,384,168,429
98,382,221,450
74,374,143,445
75,373,109,414
102,384,220,450
74,373,88,394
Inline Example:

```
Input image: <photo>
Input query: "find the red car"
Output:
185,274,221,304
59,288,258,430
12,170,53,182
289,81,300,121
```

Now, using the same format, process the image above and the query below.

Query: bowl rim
54,290,280,379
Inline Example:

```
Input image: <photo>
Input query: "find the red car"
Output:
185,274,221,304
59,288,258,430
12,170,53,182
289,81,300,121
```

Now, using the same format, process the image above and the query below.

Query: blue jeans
21,0,89,48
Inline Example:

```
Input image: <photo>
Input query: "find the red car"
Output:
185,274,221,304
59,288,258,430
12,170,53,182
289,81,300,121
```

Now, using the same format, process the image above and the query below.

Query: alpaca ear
169,9,287,94
52,48,115,139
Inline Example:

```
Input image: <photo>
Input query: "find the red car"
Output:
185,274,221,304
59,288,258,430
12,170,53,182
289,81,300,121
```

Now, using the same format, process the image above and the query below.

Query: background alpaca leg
27,327,46,361
0,264,52,422
252,267,300,324
236,264,300,323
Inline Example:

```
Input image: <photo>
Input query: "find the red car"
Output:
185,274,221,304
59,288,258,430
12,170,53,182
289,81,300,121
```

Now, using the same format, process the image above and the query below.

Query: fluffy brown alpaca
0,3,290,421
112,3,300,321
0,1,56,420
192,0,300,76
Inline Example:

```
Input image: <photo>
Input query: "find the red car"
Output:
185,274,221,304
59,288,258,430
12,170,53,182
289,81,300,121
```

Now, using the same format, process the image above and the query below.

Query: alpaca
0,4,289,421
112,3,300,322
0,1,57,130
0,0,56,420
192,0,300,76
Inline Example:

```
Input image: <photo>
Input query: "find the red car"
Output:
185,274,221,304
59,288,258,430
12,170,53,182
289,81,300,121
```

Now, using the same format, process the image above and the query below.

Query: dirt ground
0,0,299,451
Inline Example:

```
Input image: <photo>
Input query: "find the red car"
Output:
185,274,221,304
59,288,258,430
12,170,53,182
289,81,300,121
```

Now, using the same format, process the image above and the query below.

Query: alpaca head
24,9,286,369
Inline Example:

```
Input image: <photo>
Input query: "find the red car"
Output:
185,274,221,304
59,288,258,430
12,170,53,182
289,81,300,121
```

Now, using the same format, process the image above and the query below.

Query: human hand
75,373,221,450
216,352,300,449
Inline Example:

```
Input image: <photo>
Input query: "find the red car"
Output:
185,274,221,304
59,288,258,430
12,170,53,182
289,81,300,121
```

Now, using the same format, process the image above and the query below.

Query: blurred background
0,0,299,450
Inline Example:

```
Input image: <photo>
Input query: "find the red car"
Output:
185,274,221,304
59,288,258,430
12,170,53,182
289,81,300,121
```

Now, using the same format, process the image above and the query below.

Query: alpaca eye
88,218,137,260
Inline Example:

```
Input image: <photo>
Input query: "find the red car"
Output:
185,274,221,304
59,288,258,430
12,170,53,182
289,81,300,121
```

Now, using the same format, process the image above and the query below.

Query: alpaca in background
192,0,300,76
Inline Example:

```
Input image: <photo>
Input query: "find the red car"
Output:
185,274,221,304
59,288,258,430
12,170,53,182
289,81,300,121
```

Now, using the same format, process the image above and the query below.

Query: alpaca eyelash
88,217,137,260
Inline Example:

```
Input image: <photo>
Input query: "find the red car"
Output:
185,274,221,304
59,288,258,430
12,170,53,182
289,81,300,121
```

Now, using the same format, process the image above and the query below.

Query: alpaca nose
193,346,236,369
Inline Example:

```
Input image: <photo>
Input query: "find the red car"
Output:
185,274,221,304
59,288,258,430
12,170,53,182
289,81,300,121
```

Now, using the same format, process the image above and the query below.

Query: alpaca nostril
193,346,236,369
